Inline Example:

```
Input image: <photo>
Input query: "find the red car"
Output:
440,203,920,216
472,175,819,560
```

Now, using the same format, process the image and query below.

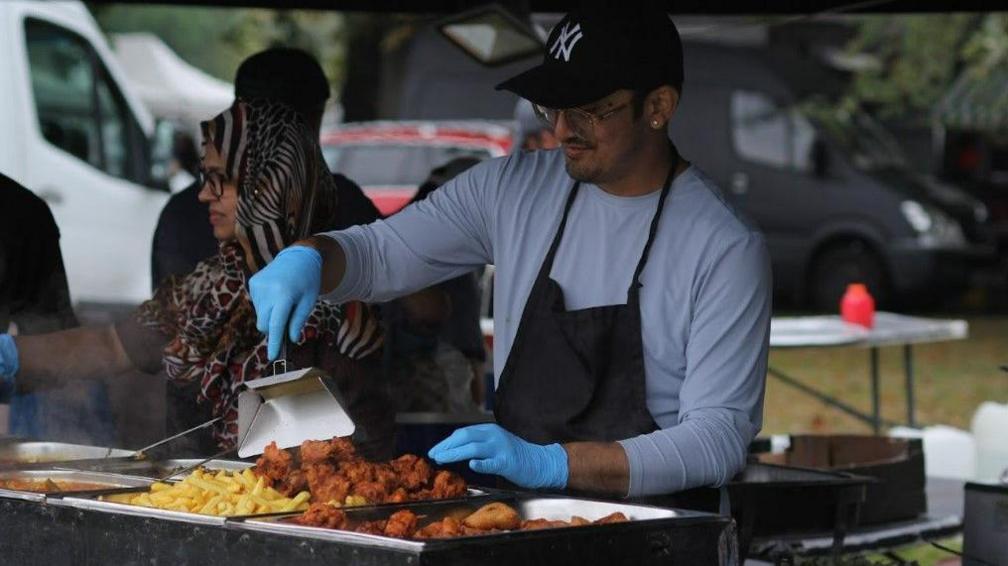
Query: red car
321,121,513,216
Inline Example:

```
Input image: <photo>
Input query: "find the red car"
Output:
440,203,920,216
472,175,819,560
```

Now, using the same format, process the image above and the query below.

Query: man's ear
646,86,679,128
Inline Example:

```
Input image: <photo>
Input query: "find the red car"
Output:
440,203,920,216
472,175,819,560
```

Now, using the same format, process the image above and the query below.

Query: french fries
102,468,310,517
323,494,370,508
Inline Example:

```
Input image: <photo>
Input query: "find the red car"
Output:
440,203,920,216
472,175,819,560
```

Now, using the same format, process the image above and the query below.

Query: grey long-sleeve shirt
322,148,771,496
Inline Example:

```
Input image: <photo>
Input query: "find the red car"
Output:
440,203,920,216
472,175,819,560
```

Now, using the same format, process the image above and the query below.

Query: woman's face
197,144,239,242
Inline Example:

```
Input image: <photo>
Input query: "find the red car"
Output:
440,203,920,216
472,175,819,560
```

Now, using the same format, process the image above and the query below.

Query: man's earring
651,120,662,129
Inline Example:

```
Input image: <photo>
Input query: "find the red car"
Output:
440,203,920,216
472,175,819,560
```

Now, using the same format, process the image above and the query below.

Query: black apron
494,163,677,444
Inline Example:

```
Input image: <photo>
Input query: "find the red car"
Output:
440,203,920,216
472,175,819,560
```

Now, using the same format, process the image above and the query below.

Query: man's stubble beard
564,156,602,183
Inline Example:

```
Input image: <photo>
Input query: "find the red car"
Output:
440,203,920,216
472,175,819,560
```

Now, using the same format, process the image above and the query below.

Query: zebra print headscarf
135,99,382,449
200,98,336,268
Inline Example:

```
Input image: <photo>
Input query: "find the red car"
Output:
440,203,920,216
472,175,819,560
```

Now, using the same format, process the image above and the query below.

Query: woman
0,99,391,457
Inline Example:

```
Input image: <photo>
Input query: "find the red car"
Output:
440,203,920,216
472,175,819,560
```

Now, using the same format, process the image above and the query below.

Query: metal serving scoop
234,338,355,459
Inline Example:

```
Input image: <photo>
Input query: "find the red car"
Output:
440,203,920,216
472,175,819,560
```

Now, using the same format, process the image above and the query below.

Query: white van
0,1,169,309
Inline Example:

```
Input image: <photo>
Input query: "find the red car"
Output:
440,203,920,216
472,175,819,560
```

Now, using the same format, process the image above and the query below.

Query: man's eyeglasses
532,99,633,135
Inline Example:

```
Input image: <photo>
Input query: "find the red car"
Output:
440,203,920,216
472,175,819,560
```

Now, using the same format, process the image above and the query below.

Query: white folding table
769,312,969,433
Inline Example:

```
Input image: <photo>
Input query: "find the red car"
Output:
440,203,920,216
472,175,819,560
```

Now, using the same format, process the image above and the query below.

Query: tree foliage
87,4,348,87
845,14,1008,121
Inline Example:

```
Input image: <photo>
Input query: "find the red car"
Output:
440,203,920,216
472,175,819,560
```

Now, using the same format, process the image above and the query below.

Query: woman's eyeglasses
198,168,228,200
532,99,633,136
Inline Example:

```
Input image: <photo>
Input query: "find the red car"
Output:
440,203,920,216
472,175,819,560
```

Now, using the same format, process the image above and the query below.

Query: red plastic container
840,283,875,328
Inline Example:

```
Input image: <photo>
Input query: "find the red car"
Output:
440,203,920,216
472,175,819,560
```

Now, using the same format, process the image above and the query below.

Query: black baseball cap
496,5,683,109
235,47,330,113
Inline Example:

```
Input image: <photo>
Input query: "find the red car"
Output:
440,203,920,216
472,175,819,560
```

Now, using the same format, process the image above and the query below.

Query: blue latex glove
0,334,18,400
247,245,322,361
428,423,568,489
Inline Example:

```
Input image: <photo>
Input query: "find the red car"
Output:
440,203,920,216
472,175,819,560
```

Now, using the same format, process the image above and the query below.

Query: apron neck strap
631,150,680,287
539,179,583,271
541,142,683,284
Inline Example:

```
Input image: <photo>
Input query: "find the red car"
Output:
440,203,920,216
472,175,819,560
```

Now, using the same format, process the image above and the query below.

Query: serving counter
0,442,737,566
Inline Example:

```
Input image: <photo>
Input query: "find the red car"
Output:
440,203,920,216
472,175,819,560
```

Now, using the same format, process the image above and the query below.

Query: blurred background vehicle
110,32,233,150
0,1,174,317
320,120,512,216
671,40,997,311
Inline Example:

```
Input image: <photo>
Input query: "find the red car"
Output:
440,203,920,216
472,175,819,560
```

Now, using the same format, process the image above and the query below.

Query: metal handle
130,417,222,460
272,337,289,376
158,447,238,481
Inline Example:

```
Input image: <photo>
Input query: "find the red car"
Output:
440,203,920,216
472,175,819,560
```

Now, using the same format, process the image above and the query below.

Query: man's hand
428,424,568,489
248,246,322,360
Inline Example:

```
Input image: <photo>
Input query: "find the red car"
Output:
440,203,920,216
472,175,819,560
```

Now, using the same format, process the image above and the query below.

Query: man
248,6,771,497
151,48,381,289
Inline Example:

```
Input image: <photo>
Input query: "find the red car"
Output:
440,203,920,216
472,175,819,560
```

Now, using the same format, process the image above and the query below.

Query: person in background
0,174,77,335
384,157,487,414
167,130,199,194
151,47,381,290
0,174,111,442
0,99,391,457
514,98,559,151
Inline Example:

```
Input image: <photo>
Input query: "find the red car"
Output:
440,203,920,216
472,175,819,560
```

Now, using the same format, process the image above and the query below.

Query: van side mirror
811,138,829,178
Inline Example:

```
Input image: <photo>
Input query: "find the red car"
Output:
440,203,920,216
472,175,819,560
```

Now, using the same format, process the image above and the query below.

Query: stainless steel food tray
230,495,701,551
0,441,135,468
55,484,491,528
0,469,153,503
55,492,232,527
54,457,254,478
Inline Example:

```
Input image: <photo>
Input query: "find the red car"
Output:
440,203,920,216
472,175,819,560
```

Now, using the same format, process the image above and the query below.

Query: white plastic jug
971,402,1008,483
890,425,977,480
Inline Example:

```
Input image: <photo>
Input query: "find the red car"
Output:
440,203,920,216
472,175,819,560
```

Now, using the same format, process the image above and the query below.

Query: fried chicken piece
305,463,351,504
463,502,521,531
520,518,571,531
352,480,389,504
461,525,500,536
372,463,399,491
593,512,629,524
300,437,360,466
355,519,388,536
383,509,419,539
277,467,308,497
387,487,410,503
339,460,376,485
291,503,347,529
328,437,360,462
430,470,467,499
254,441,295,488
390,454,433,491
415,516,466,539
299,439,337,465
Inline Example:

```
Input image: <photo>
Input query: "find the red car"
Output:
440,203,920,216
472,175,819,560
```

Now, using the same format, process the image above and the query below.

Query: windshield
798,100,908,171
322,143,492,187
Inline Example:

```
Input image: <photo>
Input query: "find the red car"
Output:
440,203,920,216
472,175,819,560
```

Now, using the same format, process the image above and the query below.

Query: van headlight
900,200,967,248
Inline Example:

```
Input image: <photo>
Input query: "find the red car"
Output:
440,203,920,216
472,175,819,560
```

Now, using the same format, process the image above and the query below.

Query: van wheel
808,241,889,312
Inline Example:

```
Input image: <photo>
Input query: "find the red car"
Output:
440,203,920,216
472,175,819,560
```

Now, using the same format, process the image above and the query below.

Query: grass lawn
762,316,1008,435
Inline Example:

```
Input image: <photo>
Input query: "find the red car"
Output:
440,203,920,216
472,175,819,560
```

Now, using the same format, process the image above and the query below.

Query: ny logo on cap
549,22,583,62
